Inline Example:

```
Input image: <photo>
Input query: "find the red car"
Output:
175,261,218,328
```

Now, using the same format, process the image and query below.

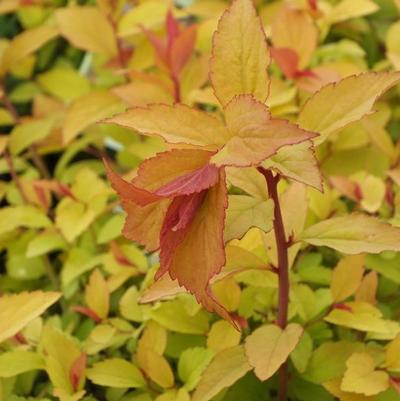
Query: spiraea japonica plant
105,0,400,400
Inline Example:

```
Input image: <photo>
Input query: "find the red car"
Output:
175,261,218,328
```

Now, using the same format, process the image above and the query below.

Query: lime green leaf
0,205,51,236
178,347,214,391
37,67,91,102
299,214,400,254
0,291,60,343
303,341,364,383
225,195,273,242
207,320,241,352
87,359,145,388
149,299,209,335
341,353,389,396
192,346,252,401
298,72,400,145
245,323,303,381
0,351,45,377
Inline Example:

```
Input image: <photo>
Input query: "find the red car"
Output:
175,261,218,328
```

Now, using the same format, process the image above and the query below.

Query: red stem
258,167,290,401
171,74,181,103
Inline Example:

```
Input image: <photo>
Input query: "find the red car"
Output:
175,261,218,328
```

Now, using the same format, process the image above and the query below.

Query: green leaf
178,347,214,391
0,351,45,378
224,195,274,242
87,359,145,388
0,205,51,236
299,214,400,254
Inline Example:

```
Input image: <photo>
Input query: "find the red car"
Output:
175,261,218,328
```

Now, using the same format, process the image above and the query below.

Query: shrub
1,1,400,401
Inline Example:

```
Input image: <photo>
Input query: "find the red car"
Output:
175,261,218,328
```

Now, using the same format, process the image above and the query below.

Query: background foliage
2,0,400,400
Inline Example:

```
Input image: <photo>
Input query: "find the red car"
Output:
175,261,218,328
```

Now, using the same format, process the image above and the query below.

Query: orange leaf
211,95,317,167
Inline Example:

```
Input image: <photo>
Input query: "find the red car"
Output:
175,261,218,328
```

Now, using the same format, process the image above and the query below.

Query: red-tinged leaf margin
69,352,87,392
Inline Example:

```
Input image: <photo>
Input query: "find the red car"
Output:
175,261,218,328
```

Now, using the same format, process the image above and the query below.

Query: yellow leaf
0,25,58,73
0,0,19,15
244,323,303,381
327,0,379,25
0,205,51,236
0,291,61,342
9,117,55,155
263,141,322,191
117,0,170,37
55,6,117,57
331,255,365,303
271,6,317,68
207,320,241,352
324,379,376,401
105,103,228,147
63,90,123,144
386,333,400,371
37,67,91,102
155,389,190,401
299,214,400,254
85,269,109,320
386,21,400,69
86,358,145,388
341,353,389,396
324,301,392,333
355,271,378,305
224,195,273,242
0,108,15,126
226,167,268,200
0,351,45,377
298,72,400,145
137,348,174,388
210,0,270,106
192,346,251,401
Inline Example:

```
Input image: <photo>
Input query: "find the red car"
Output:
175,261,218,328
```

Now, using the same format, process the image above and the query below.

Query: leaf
37,67,91,102
385,333,400,371
192,346,252,401
0,291,60,343
244,323,303,381
324,379,377,401
0,25,58,73
55,6,117,57
178,347,214,391
299,214,400,254
303,341,364,383
0,205,51,235
63,90,124,144
271,6,317,68
0,351,45,377
297,72,400,145
211,95,317,167
341,353,389,396
324,301,392,333
386,21,400,69
290,331,313,374
85,269,109,320
86,358,145,388
331,255,365,303
41,325,84,395
104,103,228,147
224,195,274,242
137,348,174,388
207,320,241,352
327,0,379,24
149,299,210,335
210,0,270,106
355,271,378,305
262,141,323,191
9,117,54,155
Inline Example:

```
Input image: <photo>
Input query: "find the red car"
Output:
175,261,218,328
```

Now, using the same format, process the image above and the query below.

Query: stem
4,150,29,203
171,74,181,103
258,167,290,401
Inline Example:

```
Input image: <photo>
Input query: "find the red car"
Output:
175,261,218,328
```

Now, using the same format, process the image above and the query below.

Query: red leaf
71,305,102,323
166,10,180,52
69,352,87,392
